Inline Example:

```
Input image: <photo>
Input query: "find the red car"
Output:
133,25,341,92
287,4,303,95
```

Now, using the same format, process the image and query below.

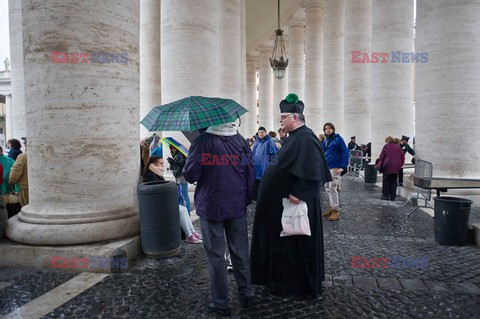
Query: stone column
219,0,241,103
286,18,305,99
344,0,372,145
140,0,161,139
371,0,414,158
416,0,480,178
272,70,288,132
303,0,324,134
243,54,258,137
9,0,27,140
240,0,247,108
257,44,273,131
5,94,13,141
7,0,140,245
161,0,220,147
323,0,344,134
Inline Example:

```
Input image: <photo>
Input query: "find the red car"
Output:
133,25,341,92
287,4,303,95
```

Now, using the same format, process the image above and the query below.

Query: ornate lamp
270,0,288,79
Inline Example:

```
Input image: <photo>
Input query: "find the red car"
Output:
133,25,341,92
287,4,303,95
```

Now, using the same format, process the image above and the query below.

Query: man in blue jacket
183,122,255,316
252,127,277,200
321,122,350,221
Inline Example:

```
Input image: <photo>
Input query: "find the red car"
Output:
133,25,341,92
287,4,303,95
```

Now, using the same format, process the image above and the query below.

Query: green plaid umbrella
141,96,248,131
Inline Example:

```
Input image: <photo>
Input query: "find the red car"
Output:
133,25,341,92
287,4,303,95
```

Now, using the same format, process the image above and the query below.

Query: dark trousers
253,180,260,200
200,215,252,309
382,174,398,200
398,168,404,184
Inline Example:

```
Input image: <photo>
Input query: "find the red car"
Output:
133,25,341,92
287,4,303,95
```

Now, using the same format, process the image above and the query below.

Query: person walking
321,123,350,221
251,127,277,200
250,94,332,298
378,136,405,201
183,122,255,316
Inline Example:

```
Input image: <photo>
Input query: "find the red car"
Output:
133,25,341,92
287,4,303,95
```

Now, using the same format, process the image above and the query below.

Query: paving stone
412,237,428,243
323,274,333,287
398,279,429,291
0,282,11,290
352,276,378,290
376,277,402,291
333,275,353,287
424,281,454,294
448,282,480,295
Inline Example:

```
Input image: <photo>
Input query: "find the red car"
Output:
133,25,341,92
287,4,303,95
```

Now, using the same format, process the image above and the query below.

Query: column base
6,214,139,245
0,235,140,273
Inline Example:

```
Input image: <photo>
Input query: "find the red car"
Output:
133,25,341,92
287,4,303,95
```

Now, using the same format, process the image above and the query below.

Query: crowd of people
136,94,417,316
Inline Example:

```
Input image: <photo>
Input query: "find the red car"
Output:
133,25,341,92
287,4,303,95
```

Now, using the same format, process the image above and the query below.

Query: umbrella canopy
160,137,189,157
141,96,248,131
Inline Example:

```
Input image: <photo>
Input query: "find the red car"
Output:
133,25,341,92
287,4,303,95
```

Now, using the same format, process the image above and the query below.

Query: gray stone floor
1,178,480,318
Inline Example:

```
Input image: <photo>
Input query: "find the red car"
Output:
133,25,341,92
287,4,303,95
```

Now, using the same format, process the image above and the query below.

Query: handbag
280,198,311,237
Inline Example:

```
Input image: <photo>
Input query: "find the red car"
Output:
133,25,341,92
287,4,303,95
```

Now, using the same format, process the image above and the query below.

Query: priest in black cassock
250,93,332,298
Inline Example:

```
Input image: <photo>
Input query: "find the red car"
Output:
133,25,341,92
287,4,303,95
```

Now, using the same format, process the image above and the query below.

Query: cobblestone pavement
1,178,479,318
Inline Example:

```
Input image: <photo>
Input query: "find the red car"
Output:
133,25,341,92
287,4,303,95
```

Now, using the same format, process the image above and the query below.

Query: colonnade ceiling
246,0,304,55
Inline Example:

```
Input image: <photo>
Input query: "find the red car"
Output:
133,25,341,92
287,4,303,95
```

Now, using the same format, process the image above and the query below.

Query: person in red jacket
378,136,405,201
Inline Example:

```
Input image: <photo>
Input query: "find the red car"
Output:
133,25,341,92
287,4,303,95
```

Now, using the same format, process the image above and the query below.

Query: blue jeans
179,182,191,213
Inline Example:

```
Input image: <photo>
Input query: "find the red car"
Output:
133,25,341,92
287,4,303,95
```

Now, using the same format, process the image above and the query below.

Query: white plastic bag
280,198,311,237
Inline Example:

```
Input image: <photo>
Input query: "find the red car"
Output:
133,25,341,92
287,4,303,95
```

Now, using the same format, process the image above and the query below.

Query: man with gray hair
250,93,332,298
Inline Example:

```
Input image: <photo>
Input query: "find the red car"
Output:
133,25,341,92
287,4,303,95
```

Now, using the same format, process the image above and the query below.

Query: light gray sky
0,1,10,67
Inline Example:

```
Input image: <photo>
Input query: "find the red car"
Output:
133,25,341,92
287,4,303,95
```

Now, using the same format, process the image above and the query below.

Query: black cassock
250,125,332,298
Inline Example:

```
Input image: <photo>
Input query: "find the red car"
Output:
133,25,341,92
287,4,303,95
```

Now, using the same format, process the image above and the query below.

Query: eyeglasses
280,113,294,120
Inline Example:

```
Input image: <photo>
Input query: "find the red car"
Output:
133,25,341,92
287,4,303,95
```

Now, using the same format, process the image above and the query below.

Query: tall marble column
161,0,220,146
7,0,140,245
240,0,247,109
243,54,258,137
371,0,414,158
5,94,13,141
140,0,161,139
219,0,241,103
323,0,344,134
344,0,372,146
8,0,27,140
303,0,324,134
257,44,273,131
273,70,288,131
416,0,480,178
286,18,305,99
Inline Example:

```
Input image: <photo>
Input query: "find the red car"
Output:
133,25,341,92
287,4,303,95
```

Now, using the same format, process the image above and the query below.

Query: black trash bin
137,180,181,258
433,196,472,246
364,164,377,184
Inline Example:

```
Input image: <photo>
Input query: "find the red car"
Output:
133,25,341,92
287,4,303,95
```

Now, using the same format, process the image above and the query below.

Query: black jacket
168,152,187,178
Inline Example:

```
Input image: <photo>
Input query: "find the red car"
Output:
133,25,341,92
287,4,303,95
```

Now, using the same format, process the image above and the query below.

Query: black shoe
380,196,389,200
389,198,396,201
398,183,403,187
239,296,254,308
208,303,231,317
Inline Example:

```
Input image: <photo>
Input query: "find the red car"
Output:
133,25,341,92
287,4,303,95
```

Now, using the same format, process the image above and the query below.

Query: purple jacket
183,132,255,222
379,142,405,174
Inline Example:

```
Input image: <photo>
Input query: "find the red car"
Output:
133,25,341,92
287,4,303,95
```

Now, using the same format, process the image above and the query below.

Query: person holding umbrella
183,122,255,316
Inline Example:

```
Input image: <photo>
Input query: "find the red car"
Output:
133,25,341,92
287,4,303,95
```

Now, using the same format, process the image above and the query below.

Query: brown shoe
328,208,340,221
322,208,333,217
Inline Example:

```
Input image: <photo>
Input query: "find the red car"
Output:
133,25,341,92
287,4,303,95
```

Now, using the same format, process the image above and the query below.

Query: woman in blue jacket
321,123,350,221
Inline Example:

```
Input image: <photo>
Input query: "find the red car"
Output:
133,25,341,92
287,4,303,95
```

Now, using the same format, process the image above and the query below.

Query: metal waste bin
364,164,377,184
137,180,181,258
433,196,472,246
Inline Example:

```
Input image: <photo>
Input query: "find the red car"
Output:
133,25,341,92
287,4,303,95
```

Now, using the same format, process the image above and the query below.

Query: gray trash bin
364,164,377,184
433,196,472,246
137,180,181,258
